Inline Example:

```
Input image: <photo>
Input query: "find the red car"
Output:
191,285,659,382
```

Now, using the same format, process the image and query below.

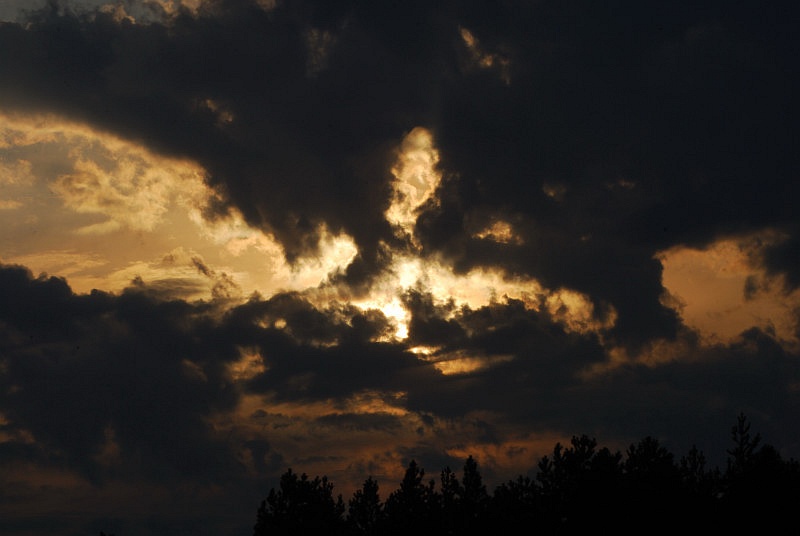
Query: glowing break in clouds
459,26,512,84
385,126,442,239
347,127,615,364
658,231,800,348
1,110,613,380
585,231,800,377
473,219,524,245
0,111,357,300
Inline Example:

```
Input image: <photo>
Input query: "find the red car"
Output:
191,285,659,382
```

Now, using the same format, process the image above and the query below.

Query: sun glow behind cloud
385,126,442,239
474,219,524,245
343,128,615,363
423,349,515,375
0,112,615,384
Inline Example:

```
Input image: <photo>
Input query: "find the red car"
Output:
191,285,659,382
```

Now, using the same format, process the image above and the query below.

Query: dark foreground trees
253,469,345,535
253,414,800,535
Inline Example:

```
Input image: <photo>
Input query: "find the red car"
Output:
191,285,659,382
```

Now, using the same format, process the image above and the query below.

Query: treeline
253,414,800,535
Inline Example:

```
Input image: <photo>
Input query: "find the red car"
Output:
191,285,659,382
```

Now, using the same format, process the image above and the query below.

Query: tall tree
461,456,489,520
439,466,462,534
458,455,490,533
490,475,539,530
536,435,624,530
383,460,437,534
254,468,345,536
726,412,761,477
537,435,598,524
721,414,800,529
623,436,684,529
679,444,720,501
347,476,382,536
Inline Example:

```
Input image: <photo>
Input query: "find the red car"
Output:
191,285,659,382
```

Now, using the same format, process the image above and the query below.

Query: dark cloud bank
1,1,799,534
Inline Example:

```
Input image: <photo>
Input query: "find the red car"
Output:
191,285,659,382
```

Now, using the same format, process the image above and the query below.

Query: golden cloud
658,231,800,348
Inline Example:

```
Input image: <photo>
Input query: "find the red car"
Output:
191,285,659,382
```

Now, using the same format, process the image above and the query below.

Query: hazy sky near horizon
1,1,799,534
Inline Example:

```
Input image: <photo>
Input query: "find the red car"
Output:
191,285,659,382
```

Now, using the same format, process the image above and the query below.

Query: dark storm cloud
402,298,611,418
244,338,433,402
417,1,800,346
3,259,795,457
1,0,796,345
561,327,800,468
0,263,287,533
402,289,467,347
761,230,800,291
2,253,800,532
0,0,451,281
230,291,611,417
396,293,800,467
314,412,402,433
0,262,612,483
0,264,241,484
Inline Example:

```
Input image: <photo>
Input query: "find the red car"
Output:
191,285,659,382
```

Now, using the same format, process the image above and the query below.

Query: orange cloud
658,231,800,348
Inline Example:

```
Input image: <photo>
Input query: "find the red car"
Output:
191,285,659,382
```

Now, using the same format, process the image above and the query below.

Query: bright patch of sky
658,233,800,349
0,111,354,301
1,111,614,358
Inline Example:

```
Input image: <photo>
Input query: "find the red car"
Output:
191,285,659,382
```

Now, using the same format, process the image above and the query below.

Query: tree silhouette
461,455,488,511
347,476,382,536
536,434,624,529
726,412,761,477
679,444,713,492
253,468,345,536
721,413,800,529
460,455,489,532
624,434,681,504
438,465,462,534
249,415,800,534
679,444,721,525
435,456,489,534
623,436,683,529
382,460,437,535
490,474,539,530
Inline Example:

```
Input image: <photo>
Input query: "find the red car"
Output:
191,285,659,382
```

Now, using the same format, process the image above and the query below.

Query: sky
0,0,799,534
